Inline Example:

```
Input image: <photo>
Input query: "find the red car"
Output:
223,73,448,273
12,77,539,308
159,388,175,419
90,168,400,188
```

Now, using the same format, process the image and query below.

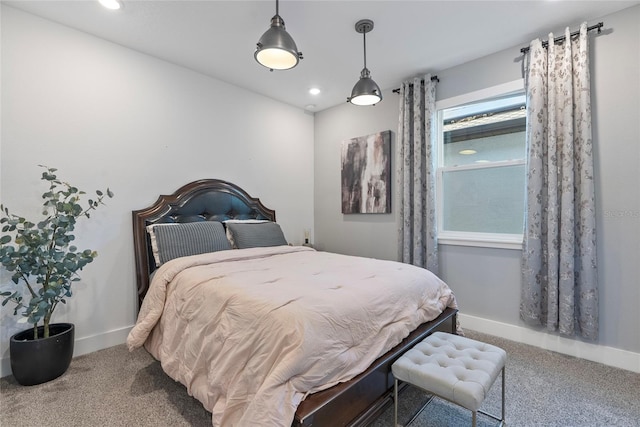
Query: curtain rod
520,22,603,54
392,75,439,94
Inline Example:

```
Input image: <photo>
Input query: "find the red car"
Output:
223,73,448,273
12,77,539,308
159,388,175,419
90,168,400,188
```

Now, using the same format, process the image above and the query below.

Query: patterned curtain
397,75,438,274
521,23,598,340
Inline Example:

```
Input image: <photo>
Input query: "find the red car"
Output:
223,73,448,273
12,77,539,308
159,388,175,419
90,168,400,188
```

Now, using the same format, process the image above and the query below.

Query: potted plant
0,166,113,385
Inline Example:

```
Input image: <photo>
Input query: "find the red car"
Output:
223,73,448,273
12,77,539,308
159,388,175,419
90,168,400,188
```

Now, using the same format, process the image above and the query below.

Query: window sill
438,232,523,250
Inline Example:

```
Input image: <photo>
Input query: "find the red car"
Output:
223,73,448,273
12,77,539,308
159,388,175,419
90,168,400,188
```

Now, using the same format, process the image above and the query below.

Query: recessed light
459,149,477,155
99,0,123,10
475,160,490,163
309,88,321,95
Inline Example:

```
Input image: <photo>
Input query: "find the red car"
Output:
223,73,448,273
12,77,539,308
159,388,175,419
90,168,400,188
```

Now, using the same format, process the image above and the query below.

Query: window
436,80,525,249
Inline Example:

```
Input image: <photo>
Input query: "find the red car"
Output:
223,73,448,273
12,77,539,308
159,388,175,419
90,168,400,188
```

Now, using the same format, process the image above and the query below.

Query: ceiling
5,0,638,112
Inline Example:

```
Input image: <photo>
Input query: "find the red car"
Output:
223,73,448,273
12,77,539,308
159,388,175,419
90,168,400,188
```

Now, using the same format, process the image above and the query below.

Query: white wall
0,6,314,377
314,5,640,371
314,94,400,260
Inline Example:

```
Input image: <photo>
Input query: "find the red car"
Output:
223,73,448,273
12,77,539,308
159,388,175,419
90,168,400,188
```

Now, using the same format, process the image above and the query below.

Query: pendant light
255,0,303,71
348,19,382,106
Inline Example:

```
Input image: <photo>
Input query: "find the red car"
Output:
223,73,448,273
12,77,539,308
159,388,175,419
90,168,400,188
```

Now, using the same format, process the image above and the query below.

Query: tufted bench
391,332,506,426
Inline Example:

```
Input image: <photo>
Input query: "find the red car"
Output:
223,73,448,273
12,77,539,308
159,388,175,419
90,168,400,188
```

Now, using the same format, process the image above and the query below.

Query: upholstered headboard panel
132,179,276,308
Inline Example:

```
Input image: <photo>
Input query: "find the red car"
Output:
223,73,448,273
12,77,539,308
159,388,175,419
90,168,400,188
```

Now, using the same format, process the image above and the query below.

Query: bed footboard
293,307,458,427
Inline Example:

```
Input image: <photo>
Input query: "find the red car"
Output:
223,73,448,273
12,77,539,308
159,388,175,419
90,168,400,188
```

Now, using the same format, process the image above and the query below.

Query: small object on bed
392,332,506,427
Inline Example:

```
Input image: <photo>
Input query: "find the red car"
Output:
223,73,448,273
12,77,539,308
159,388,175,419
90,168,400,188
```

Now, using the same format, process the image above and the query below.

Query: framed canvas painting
341,130,391,214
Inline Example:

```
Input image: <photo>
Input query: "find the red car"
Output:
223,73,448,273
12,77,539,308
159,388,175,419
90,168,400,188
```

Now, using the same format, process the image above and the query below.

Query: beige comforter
127,245,457,426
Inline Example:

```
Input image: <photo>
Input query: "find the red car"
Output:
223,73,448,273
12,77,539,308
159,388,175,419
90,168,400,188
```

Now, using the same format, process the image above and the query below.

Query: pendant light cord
362,31,367,69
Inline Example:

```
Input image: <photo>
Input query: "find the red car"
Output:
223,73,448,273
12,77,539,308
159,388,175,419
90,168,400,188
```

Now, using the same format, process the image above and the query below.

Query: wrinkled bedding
127,245,457,426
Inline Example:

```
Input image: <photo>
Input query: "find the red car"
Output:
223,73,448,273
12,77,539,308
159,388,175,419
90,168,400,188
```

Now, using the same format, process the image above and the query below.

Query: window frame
435,79,525,250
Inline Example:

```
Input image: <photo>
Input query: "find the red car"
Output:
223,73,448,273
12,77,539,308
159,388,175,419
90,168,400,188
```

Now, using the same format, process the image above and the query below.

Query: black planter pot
10,323,75,386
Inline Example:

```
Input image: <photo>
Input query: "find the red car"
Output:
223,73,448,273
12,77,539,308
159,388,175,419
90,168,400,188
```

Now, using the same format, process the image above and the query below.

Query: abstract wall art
341,130,391,214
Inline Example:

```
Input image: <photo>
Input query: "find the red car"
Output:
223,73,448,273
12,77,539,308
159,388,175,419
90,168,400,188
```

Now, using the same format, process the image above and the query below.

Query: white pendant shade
350,93,382,106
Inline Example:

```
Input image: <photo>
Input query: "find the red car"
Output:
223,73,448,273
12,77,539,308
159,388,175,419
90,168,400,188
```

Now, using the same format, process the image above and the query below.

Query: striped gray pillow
226,222,287,249
151,221,231,265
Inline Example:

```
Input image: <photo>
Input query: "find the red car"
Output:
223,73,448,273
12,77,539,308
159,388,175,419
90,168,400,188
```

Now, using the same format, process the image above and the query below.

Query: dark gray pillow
226,222,288,249
152,221,231,265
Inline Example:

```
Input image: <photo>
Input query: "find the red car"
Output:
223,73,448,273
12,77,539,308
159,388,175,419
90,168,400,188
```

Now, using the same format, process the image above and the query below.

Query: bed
127,179,459,427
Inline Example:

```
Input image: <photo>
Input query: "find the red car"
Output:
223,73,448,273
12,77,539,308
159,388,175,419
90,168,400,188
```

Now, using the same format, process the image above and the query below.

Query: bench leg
501,366,506,423
472,410,477,427
394,378,399,427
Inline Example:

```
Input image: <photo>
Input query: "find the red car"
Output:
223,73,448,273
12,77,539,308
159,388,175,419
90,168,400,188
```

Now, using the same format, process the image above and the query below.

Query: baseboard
459,313,640,373
3,318,638,379
0,325,132,379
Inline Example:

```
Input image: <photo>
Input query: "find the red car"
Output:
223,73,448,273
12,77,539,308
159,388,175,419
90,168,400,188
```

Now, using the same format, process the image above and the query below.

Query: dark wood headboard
132,179,276,309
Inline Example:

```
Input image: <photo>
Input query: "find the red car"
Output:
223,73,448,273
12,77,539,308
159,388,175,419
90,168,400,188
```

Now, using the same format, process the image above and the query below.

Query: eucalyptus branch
49,300,59,318
19,272,37,298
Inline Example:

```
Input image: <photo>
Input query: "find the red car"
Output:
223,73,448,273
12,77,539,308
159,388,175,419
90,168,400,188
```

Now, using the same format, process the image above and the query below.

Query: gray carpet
1,330,638,426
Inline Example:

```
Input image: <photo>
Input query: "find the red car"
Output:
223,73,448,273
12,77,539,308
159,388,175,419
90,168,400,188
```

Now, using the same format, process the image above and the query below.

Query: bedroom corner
313,4,640,372
0,4,315,378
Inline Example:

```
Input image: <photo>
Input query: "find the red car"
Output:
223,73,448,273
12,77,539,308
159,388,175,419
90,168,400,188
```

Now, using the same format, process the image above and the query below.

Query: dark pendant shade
350,68,382,106
348,19,382,106
255,1,302,70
